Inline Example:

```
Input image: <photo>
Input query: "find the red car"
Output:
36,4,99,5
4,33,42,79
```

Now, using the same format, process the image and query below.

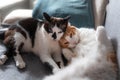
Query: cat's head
43,12,70,40
59,26,80,48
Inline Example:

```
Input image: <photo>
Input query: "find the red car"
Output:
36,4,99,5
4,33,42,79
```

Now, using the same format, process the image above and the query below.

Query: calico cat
43,26,118,80
0,13,70,73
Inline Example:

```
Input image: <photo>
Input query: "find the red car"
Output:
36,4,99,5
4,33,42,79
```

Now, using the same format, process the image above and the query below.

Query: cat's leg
11,32,27,69
0,37,13,65
40,54,60,73
0,44,8,65
62,48,76,63
13,43,26,69
14,52,26,69
52,51,64,69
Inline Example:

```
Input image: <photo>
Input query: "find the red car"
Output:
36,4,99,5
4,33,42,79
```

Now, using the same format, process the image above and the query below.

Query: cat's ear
61,16,71,32
43,12,51,22
63,15,71,21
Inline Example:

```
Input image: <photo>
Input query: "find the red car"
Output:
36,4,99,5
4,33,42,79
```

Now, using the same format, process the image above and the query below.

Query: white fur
0,55,8,65
43,26,117,80
14,53,26,69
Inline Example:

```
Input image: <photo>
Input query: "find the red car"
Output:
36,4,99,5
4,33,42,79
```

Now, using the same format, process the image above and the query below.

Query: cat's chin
69,45,76,49
51,39,59,41
52,38,61,41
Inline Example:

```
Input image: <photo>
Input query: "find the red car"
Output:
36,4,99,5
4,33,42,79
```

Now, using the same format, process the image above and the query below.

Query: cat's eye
48,29,53,33
64,42,69,44
70,33,72,38
58,31,62,33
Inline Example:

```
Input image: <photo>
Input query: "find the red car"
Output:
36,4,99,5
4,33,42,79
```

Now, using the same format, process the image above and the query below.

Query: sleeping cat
43,26,118,80
0,13,70,73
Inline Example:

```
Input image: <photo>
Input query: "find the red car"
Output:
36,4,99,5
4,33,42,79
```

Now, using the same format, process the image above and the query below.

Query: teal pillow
32,0,94,28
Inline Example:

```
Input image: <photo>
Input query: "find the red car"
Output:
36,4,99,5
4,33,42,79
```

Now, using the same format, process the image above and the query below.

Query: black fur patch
44,22,53,33
18,42,24,52
56,61,61,68
62,54,68,66
43,14,69,35
44,62,53,71
52,32,57,40
4,38,15,56
6,39,16,56
0,31,5,40
18,18,43,47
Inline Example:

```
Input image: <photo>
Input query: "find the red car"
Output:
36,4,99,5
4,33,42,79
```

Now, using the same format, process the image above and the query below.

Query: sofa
0,0,36,21
0,0,120,80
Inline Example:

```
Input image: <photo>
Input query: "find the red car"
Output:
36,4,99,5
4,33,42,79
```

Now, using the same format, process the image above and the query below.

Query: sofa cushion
105,0,120,72
32,0,94,28
2,9,32,24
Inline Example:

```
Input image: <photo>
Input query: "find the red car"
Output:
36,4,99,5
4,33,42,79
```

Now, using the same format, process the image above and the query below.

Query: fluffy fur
0,13,70,73
43,26,118,80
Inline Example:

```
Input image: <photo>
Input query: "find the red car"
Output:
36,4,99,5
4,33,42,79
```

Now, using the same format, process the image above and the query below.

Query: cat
0,12,70,73
43,26,118,80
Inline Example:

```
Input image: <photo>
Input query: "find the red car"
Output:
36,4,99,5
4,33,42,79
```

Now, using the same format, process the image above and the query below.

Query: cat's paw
60,62,64,69
71,53,77,57
16,61,26,69
0,55,8,65
56,61,64,69
53,68,61,74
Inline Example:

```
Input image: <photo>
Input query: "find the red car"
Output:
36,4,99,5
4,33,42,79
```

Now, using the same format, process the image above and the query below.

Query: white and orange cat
43,26,118,80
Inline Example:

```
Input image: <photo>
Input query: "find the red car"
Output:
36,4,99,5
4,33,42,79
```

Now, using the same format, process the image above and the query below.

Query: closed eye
70,33,72,38
64,42,69,44
58,31,62,33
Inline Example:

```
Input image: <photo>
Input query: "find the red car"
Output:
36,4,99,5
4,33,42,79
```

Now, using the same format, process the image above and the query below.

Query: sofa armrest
2,9,32,24
0,0,30,21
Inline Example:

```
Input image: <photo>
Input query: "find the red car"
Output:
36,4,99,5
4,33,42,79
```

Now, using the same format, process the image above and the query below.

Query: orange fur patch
4,29,15,45
5,30,15,38
59,26,76,48
107,52,118,71
107,52,117,64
